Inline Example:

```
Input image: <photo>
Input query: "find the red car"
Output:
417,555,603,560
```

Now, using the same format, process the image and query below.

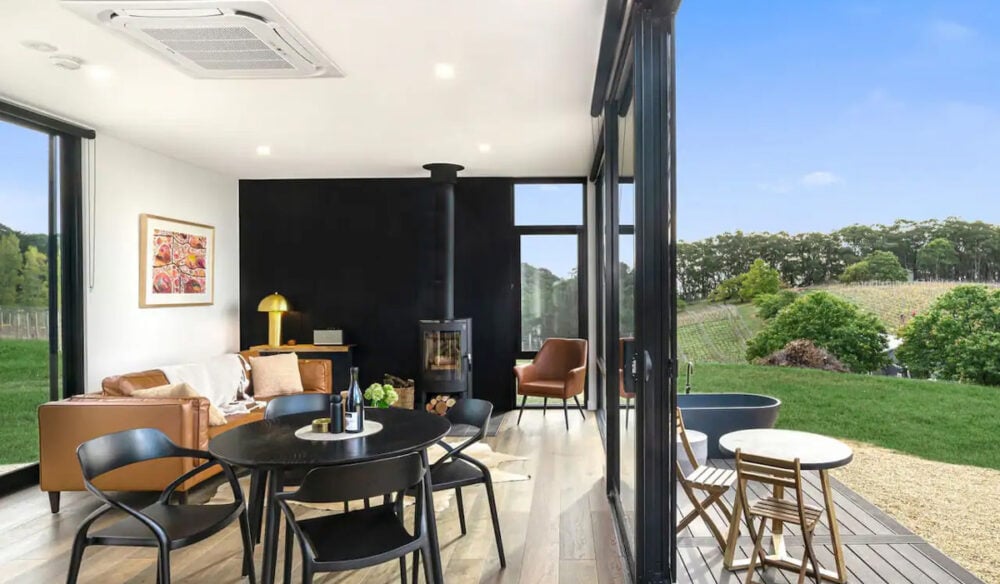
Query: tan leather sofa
38,356,331,513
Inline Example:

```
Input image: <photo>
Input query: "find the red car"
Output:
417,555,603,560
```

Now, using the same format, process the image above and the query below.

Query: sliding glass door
595,1,679,581
0,103,86,493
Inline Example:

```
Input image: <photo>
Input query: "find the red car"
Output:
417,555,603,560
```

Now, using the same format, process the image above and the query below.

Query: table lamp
257,292,290,347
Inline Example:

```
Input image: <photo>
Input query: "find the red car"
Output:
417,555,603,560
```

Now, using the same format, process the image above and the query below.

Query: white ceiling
0,0,605,178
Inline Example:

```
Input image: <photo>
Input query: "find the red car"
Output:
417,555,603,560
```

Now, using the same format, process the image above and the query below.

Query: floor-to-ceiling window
0,102,87,493
514,180,588,407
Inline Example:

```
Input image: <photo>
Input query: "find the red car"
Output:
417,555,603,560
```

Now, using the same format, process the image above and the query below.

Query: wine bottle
344,367,365,433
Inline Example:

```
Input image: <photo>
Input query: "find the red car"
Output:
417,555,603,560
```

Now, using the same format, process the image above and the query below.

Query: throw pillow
132,382,228,426
249,353,304,398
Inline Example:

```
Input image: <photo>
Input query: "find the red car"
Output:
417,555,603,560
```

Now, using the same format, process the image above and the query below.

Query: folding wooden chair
676,408,736,549
734,449,824,584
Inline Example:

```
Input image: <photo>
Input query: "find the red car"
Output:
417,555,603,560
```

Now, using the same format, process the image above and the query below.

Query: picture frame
139,214,215,307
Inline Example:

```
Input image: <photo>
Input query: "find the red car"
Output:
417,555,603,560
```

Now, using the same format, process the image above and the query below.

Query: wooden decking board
678,459,985,584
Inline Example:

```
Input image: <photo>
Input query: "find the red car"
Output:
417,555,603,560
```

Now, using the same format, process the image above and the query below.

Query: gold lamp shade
257,292,289,347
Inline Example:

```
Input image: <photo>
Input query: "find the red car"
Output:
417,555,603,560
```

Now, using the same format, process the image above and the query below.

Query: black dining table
209,407,452,584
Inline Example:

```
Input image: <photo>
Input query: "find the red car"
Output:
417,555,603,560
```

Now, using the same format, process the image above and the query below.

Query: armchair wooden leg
625,398,631,429
49,491,61,514
516,395,527,425
543,397,548,414
572,395,586,420
563,399,569,430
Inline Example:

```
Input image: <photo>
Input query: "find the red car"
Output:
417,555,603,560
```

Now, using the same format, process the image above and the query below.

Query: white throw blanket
161,354,249,409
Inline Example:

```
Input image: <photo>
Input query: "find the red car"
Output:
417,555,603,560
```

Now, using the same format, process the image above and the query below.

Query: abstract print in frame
139,214,215,307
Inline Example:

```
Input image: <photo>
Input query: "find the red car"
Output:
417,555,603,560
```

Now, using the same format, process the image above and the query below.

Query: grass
691,363,1000,471
0,339,49,465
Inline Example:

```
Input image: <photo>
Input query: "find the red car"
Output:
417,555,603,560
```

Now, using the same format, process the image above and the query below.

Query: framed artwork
139,214,215,307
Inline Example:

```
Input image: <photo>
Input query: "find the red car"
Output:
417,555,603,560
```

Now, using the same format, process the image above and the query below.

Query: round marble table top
718,428,853,470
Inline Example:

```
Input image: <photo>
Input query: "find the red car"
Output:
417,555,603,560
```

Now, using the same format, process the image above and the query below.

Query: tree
0,233,22,305
738,259,781,302
896,286,1000,386
745,291,889,372
708,273,746,303
865,250,909,281
916,238,958,280
753,290,798,320
839,251,907,283
18,246,48,306
838,260,871,283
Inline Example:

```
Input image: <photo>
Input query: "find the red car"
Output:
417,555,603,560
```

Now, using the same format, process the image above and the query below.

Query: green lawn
691,363,1000,471
0,339,49,465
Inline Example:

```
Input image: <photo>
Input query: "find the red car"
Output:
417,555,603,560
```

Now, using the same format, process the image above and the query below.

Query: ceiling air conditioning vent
61,1,343,79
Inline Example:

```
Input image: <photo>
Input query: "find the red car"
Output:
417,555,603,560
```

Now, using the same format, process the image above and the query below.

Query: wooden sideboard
246,344,355,391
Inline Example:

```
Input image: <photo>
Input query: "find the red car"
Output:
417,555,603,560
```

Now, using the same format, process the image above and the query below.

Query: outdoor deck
676,458,984,584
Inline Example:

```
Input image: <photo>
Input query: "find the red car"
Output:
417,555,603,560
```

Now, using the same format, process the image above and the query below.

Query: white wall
83,134,239,392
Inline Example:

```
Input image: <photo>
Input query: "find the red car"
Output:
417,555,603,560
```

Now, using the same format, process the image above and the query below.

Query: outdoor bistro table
209,407,452,584
719,429,854,583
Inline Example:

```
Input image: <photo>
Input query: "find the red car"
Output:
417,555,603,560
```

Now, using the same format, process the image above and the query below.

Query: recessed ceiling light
478,143,492,153
434,63,455,80
87,65,114,81
21,40,58,53
50,55,84,71
256,145,272,156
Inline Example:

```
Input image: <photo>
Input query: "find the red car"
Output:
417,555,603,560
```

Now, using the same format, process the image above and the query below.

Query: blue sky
677,0,1000,241
0,122,48,234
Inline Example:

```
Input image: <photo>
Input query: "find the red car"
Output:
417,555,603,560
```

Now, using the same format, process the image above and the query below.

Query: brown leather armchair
513,338,588,430
38,358,331,513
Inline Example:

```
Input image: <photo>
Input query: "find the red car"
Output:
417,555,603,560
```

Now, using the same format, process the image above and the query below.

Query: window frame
0,101,88,495
512,177,589,408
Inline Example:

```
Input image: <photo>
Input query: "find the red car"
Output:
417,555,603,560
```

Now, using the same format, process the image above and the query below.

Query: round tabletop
718,429,853,470
209,407,451,469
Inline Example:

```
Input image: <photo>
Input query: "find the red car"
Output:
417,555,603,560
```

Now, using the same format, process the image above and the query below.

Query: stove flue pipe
423,163,464,321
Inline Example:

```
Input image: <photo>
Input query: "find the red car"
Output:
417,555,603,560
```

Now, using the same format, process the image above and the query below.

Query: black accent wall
239,178,517,411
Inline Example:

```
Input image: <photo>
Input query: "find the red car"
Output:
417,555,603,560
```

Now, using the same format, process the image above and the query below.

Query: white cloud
800,171,842,188
929,20,975,43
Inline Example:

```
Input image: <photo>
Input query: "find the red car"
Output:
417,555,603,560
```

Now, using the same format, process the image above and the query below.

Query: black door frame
592,0,680,582
0,101,89,495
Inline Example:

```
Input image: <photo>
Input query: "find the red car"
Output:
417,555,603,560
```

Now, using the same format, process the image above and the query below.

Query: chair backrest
533,338,588,380
735,449,810,524
77,428,180,482
675,408,700,474
446,398,493,433
619,337,636,397
265,393,331,420
289,453,425,504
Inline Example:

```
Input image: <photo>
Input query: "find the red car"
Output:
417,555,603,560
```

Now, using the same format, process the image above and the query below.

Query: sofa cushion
249,353,304,397
132,383,228,426
103,370,171,396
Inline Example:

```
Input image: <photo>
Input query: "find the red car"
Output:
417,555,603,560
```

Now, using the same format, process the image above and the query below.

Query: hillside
678,281,999,363
815,281,1000,333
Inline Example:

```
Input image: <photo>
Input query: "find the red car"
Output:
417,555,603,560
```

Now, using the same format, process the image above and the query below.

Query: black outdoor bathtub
677,393,781,458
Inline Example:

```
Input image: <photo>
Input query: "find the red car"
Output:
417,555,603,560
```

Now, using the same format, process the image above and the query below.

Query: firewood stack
426,394,457,416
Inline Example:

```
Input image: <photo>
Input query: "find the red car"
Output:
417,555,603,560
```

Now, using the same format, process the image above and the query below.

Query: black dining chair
411,398,506,582
250,394,334,540
68,428,255,584
275,453,433,584
249,394,335,554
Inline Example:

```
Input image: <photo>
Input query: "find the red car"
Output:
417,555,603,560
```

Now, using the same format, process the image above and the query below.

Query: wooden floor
0,413,984,584
675,458,985,584
0,410,626,584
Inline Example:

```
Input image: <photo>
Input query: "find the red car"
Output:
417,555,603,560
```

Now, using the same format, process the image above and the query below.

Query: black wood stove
418,163,472,404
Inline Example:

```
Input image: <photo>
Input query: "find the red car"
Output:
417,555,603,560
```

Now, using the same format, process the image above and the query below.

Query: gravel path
832,441,1000,584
